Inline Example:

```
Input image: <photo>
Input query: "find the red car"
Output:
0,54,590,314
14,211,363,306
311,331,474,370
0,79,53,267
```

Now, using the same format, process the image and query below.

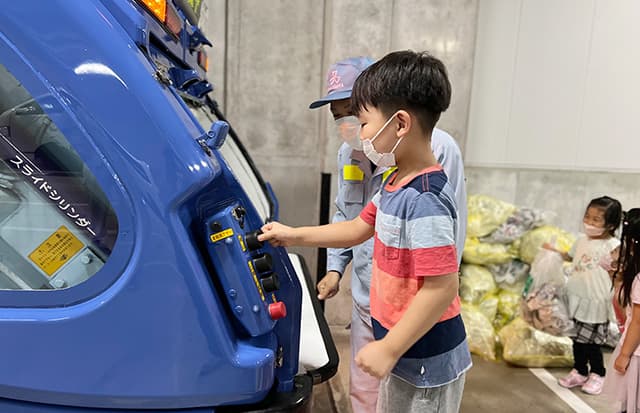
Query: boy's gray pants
376,373,466,413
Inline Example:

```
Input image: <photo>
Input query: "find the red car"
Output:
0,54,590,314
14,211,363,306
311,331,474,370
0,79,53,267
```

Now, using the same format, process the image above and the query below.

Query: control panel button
268,302,287,320
261,272,280,293
209,221,222,232
245,229,263,251
253,253,272,273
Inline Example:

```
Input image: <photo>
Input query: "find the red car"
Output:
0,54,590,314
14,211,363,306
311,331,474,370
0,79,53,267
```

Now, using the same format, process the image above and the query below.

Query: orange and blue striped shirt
359,165,471,387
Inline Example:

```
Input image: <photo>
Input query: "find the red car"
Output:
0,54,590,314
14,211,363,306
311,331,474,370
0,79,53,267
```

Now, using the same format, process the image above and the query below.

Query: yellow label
382,167,398,183
29,226,83,276
210,228,234,243
343,164,364,181
237,235,246,252
271,293,277,303
248,260,265,301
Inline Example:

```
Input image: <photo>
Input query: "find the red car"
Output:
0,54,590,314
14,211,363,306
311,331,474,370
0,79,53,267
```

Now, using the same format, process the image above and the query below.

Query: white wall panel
466,0,521,164
507,0,593,168
468,0,640,172
579,0,640,172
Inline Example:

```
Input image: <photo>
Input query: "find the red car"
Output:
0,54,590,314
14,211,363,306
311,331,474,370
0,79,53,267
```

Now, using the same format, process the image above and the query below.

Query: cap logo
327,70,344,94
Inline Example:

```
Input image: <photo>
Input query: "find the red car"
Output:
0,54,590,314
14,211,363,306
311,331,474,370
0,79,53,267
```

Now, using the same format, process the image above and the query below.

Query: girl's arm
259,217,374,249
614,303,640,373
542,243,571,261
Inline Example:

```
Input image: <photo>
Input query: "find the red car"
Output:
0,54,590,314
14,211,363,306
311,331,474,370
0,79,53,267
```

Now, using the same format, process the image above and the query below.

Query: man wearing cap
311,56,467,413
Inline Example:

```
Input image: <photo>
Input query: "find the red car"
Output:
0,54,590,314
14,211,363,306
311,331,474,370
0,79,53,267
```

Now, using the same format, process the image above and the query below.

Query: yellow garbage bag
463,237,515,265
461,303,497,360
459,264,497,304
493,290,521,329
519,226,575,264
467,195,517,238
478,293,499,321
498,318,573,367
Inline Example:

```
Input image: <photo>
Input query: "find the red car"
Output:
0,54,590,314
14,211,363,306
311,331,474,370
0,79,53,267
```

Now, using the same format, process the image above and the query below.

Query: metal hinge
153,64,173,86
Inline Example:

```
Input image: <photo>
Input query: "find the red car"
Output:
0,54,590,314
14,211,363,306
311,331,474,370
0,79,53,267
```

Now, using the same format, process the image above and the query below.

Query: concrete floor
312,324,614,413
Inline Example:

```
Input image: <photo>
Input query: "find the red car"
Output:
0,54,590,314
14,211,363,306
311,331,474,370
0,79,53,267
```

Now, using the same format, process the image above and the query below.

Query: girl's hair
616,208,640,307
587,196,622,237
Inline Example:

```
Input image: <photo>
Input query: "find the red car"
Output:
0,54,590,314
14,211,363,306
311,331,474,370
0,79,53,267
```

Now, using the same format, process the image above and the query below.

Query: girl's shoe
581,373,604,395
558,369,588,388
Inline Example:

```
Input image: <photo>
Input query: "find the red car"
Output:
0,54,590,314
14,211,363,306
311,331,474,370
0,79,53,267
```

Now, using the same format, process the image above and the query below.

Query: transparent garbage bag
487,260,530,294
482,207,552,244
521,249,574,336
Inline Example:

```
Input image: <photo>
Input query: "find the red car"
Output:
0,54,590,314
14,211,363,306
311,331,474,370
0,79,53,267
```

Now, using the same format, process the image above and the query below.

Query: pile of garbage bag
460,195,577,366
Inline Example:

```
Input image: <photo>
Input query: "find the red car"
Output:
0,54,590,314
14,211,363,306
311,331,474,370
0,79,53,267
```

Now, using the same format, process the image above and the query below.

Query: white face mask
362,113,403,167
583,223,605,238
335,116,362,150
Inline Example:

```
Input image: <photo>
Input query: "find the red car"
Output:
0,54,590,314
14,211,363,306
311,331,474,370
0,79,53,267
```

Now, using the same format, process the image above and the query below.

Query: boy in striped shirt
259,50,471,412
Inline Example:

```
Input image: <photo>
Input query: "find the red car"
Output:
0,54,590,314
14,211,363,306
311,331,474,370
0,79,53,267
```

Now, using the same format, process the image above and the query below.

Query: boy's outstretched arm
355,273,459,379
258,217,374,249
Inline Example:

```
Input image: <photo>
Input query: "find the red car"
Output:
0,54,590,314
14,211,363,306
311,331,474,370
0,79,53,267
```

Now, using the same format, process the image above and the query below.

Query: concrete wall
200,0,480,277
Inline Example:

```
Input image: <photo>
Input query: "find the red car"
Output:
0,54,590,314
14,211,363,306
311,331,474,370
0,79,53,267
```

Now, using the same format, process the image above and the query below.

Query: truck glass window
189,104,271,222
0,63,118,290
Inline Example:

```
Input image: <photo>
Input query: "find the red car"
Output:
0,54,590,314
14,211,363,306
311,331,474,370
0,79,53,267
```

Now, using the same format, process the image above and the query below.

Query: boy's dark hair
587,196,622,237
351,50,451,135
615,208,640,307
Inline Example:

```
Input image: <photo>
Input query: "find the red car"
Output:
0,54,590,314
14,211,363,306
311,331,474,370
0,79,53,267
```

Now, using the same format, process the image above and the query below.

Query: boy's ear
395,110,412,138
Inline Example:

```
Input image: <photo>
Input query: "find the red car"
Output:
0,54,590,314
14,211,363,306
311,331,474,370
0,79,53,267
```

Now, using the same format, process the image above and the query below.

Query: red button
268,302,287,320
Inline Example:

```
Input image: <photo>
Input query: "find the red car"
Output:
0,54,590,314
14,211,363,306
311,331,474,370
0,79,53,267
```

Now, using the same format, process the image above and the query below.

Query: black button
253,253,272,273
245,229,263,250
209,221,222,232
261,273,280,293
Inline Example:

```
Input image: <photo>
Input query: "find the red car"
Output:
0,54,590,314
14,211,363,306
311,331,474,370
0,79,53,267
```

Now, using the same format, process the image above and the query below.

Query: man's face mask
335,116,362,150
361,113,403,167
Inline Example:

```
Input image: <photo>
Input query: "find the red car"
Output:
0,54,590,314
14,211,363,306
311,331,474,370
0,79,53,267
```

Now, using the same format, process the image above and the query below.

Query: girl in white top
549,196,622,395
603,208,640,413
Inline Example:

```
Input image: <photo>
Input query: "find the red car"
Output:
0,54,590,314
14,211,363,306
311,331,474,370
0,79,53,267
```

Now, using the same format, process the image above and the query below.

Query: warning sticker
248,260,265,301
210,228,234,243
237,235,247,251
29,226,83,276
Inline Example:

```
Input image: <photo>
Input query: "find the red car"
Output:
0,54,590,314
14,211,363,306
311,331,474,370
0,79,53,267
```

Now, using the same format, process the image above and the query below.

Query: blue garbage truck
0,1,337,411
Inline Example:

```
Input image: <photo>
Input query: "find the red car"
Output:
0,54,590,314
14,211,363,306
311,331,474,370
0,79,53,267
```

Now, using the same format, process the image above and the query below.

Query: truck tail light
137,0,166,22
137,0,183,37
